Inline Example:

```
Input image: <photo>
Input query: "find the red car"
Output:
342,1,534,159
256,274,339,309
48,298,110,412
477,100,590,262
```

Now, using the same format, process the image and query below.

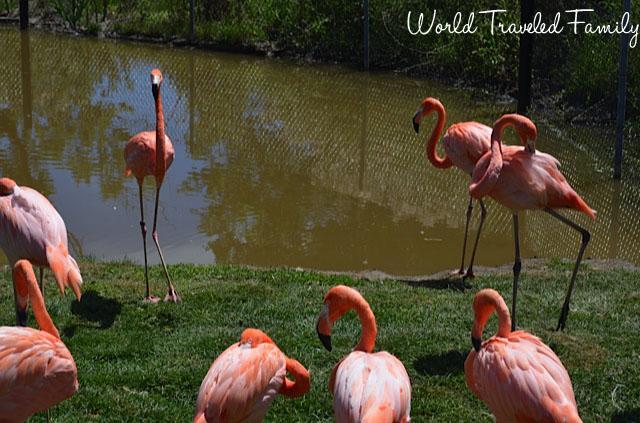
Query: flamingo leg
151,186,180,303
138,183,157,303
511,213,522,332
457,196,474,275
544,208,590,331
465,199,487,279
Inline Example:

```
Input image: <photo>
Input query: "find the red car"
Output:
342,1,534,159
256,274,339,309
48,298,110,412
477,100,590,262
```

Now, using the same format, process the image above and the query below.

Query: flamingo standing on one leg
124,68,179,303
412,97,492,278
316,285,411,423
465,289,582,422
0,260,78,421
0,177,82,326
193,328,310,423
469,114,595,330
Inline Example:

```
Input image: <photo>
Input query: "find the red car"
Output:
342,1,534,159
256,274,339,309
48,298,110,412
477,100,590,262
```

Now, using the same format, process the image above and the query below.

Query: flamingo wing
195,342,286,423
443,122,492,174
0,327,78,422
332,351,411,423
467,332,581,422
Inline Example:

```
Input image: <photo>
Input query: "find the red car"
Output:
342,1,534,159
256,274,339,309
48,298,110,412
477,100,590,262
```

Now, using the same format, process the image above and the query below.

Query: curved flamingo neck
348,293,377,352
280,357,311,398
13,260,60,339
425,101,452,169
472,289,511,341
154,85,166,185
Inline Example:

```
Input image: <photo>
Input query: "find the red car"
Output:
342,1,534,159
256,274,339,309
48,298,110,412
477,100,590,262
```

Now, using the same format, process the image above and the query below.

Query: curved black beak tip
317,327,332,352
472,336,482,352
412,111,421,133
17,308,27,327
151,83,159,97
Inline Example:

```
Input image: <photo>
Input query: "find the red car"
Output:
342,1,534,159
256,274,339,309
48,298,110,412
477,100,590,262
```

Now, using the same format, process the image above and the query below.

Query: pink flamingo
413,97,492,277
0,177,82,325
193,328,310,423
469,114,595,330
316,285,411,422
124,68,179,303
465,289,582,422
0,260,78,421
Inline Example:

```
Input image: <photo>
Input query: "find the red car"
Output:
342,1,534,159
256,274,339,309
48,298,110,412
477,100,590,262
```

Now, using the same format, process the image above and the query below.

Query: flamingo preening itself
465,289,582,422
124,68,179,303
316,285,411,423
413,97,492,278
193,328,310,423
0,177,82,325
0,260,79,421
469,114,595,330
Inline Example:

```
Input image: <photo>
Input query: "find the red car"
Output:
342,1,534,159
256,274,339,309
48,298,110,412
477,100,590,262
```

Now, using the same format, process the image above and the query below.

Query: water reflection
0,28,638,275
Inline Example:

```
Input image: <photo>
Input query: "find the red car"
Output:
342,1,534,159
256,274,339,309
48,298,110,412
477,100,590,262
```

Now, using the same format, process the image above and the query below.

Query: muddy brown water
0,28,638,275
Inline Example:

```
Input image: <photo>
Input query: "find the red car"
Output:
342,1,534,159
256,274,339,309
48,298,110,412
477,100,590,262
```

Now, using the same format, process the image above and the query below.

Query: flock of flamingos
0,68,595,422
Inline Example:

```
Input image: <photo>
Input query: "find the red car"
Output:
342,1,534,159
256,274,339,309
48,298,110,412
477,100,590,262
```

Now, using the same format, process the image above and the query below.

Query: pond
0,28,638,275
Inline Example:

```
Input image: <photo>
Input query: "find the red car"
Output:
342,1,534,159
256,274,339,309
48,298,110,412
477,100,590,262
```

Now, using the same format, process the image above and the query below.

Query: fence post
517,0,534,114
614,0,631,179
189,0,195,41
363,0,369,70
19,0,28,30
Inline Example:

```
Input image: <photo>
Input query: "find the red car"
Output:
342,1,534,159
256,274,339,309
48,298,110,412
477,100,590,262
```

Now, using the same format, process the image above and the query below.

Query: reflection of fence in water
0,28,639,268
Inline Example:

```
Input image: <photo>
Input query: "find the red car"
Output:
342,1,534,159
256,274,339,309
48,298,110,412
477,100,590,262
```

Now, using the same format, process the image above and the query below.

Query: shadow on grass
71,290,122,329
612,409,640,422
399,277,471,293
414,349,467,376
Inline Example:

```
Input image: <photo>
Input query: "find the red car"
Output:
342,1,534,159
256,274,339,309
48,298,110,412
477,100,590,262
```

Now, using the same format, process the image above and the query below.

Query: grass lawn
0,260,638,422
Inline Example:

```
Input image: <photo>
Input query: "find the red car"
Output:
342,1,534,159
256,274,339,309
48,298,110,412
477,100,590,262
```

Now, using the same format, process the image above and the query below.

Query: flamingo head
316,285,375,352
471,288,511,352
413,97,443,133
150,69,163,97
239,328,274,348
0,178,16,196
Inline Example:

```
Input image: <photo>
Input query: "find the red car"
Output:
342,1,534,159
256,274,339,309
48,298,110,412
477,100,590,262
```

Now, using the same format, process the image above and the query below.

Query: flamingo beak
413,110,422,133
317,322,332,352
472,336,482,352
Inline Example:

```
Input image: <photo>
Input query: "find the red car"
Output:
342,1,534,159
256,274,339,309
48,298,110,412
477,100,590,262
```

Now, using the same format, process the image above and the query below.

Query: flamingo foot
450,269,465,277
143,295,160,304
164,288,181,303
464,268,476,279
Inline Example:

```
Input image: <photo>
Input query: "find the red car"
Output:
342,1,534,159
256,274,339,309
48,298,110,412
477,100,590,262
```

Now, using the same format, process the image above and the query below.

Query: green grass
0,261,638,421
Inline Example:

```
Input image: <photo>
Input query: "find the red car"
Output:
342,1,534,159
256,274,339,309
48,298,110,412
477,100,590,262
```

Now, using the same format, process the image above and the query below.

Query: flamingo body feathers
124,131,175,184
0,180,82,298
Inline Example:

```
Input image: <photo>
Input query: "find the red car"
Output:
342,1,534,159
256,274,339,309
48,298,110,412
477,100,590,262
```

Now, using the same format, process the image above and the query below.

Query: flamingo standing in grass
193,328,310,423
0,177,82,326
469,114,595,330
125,68,179,303
0,260,78,421
316,285,411,423
412,97,492,278
465,289,582,422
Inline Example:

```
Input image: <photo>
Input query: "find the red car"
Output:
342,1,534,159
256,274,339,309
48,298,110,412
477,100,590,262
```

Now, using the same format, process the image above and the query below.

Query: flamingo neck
352,296,377,353
425,102,452,169
154,86,166,185
280,358,311,398
13,261,60,339
473,289,511,341
469,120,506,199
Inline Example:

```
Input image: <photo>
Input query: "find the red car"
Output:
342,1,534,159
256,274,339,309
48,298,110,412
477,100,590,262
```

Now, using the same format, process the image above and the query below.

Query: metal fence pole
363,0,369,70
19,0,28,30
614,0,631,179
189,0,195,41
517,0,534,114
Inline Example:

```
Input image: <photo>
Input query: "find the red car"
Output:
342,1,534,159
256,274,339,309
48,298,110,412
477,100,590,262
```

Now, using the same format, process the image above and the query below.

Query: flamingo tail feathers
46,246,83,300
361,405,396,423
